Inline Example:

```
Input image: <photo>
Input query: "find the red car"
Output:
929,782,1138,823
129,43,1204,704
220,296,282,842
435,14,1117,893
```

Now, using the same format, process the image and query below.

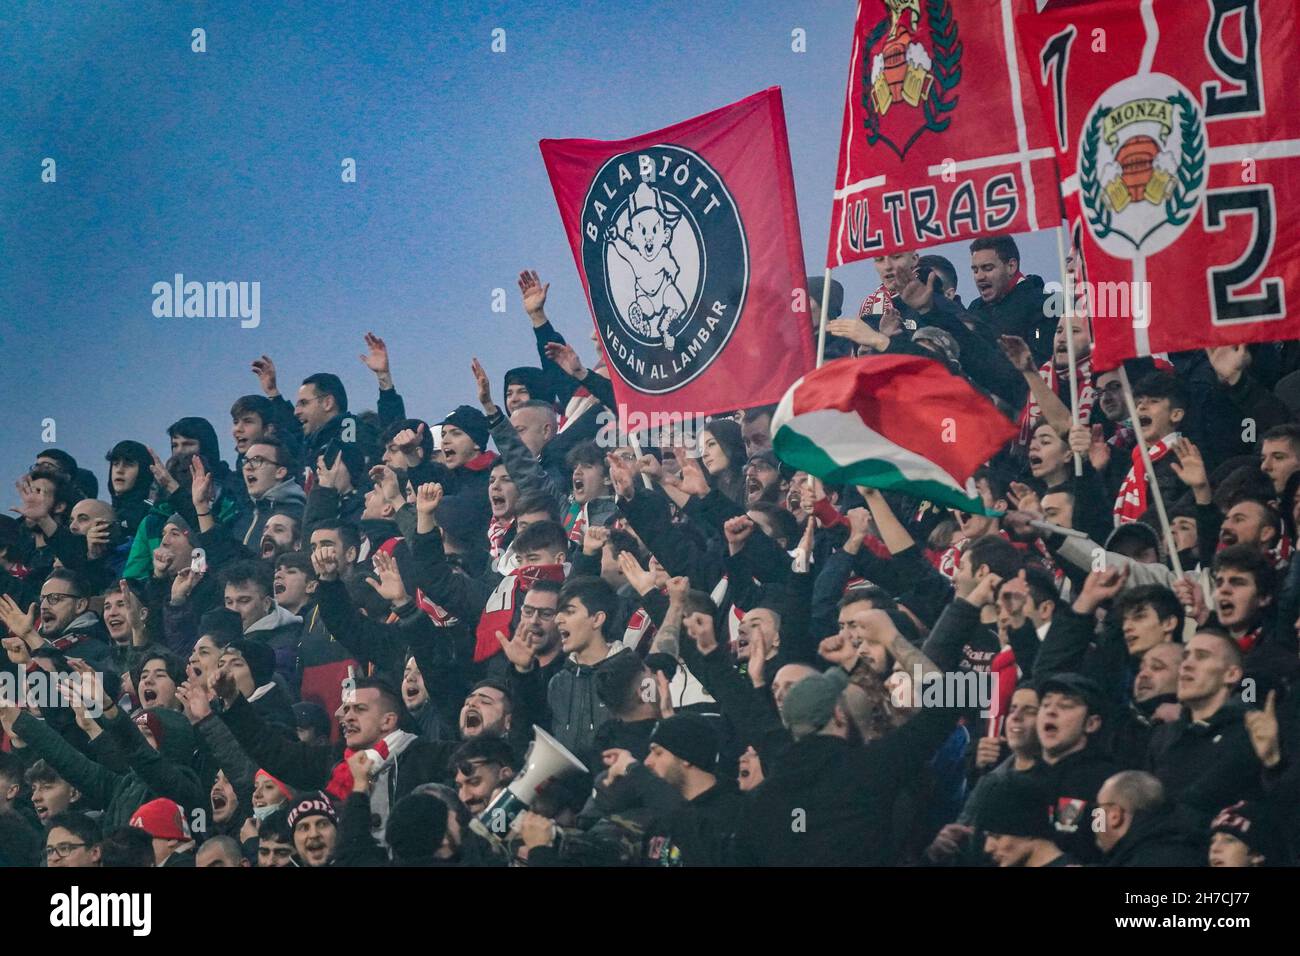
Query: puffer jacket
547,642,629,769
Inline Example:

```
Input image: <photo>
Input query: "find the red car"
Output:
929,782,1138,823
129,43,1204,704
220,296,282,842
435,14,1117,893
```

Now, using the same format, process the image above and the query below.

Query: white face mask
252,804,279,823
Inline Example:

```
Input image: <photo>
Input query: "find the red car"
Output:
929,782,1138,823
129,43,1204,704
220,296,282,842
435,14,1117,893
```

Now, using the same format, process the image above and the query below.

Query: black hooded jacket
965,274,1055,365
1103,807,1204,866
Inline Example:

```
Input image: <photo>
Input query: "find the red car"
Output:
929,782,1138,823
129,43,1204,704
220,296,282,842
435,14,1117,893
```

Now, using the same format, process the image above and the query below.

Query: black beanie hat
439,405,490,454
198,608,243,645
385,793,449,862
228,639,275,688
974,774,1055,840
502,367,549,404
293,701,332,738
805,276,844,319
1210,800,1280,862
286,792,338,831
649,714,720,773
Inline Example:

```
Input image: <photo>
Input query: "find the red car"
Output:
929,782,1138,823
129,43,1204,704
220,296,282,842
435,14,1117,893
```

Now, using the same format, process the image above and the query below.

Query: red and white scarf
1019,357,1095,444
326,736,390,802
487,516,513,559
473,563,567,663
857,283,893,320
1114,432,1179,526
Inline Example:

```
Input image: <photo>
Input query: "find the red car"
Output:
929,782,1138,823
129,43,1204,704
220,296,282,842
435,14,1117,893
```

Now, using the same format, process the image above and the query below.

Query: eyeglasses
39,593,78,606
519,606,556,620
45,842,87,860
243,456,280,470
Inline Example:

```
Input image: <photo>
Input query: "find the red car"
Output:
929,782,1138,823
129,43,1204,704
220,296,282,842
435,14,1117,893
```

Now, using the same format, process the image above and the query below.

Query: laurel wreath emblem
861,0,962,159
1079,91,1205,250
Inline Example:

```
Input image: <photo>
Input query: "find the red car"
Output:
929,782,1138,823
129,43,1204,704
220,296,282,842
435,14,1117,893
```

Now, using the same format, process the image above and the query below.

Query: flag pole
815,267,832,369
625,432,653,491
1054,225,1083,476
1117,365,1184,578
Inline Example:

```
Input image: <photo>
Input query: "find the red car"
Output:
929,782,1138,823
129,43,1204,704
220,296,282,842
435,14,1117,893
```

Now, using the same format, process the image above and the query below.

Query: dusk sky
1,0,1061,484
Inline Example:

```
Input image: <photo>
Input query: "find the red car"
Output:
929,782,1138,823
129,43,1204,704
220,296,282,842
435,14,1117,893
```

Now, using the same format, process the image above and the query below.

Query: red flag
828,0,1061,266
540,88,813,419
1016,0,1300,370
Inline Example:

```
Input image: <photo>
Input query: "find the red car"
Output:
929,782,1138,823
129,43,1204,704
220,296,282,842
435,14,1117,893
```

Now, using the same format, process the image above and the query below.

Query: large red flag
1017,0,1300,370
827,0,1061,266
540,88,813,419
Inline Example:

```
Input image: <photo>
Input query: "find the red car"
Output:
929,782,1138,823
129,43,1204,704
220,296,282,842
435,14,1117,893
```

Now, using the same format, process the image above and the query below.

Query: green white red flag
771,354,1018,512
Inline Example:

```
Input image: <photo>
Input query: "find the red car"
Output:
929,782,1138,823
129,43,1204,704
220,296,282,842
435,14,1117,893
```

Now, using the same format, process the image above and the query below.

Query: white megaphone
469,725,588,843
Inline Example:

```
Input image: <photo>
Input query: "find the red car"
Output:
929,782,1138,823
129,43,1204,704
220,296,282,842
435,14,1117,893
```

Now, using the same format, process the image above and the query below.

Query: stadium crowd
2,239,1299,868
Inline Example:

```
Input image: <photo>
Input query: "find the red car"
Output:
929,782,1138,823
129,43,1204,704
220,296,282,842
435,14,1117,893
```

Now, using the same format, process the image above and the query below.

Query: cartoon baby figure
606,181,689,349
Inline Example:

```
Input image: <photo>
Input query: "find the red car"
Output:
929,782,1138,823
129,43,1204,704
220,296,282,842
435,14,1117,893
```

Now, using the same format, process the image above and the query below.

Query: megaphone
469,725,588,843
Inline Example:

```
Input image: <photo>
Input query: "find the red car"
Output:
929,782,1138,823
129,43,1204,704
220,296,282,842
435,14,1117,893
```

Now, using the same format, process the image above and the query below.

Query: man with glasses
228,437,305,551
43,812,103,868
0,568,114,674
489,579,565,692
293,371,378,478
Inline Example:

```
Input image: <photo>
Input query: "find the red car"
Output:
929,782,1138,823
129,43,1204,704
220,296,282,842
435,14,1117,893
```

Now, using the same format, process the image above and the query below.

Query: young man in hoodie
219,640,295,731
1147,629,1262,826
232,438,305,550
221,559,303,689
168,416,244,506
105,440,154,540
549,576,628,769
1027,673,1120,864
603,713,743,866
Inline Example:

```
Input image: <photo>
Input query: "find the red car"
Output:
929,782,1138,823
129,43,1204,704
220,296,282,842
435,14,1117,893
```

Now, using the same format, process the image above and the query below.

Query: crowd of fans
3,242,1298,869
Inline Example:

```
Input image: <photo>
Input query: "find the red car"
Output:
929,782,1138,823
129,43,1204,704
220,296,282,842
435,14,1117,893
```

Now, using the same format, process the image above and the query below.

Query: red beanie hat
255,768,292,802
130,798,190,841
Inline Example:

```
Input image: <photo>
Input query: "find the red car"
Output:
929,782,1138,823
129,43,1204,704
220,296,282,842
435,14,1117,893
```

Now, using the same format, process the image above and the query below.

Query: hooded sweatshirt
236,478,306,549
245,605,304,690
547,641,628,769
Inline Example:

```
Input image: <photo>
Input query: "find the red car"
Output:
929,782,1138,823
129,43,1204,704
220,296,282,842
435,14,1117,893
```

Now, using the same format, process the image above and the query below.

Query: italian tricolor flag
772,354,1018,513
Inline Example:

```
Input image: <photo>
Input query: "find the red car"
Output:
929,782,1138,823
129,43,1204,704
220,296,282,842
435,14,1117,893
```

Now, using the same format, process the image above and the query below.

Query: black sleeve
1007,620,1043,679
316,578,422,672
921,598,988,673
409,621,469,737
336,792,388,866
377,387,407,430
218,694,334,789
1069,460,1117,548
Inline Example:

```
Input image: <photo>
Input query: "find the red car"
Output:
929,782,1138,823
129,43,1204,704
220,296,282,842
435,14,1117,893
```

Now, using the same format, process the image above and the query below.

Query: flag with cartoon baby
540,87,814,420
772,353,1018,512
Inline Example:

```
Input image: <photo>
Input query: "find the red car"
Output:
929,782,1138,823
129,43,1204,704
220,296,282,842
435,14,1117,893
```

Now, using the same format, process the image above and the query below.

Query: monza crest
862,0,963,160
1079,73,1206,256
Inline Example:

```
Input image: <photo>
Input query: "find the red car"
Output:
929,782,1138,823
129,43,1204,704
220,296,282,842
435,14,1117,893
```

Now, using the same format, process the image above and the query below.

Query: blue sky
0,0,1060,483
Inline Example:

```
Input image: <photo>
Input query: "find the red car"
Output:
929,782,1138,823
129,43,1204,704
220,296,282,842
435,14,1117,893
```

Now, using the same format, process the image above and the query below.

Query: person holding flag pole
1054,226,1083,477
